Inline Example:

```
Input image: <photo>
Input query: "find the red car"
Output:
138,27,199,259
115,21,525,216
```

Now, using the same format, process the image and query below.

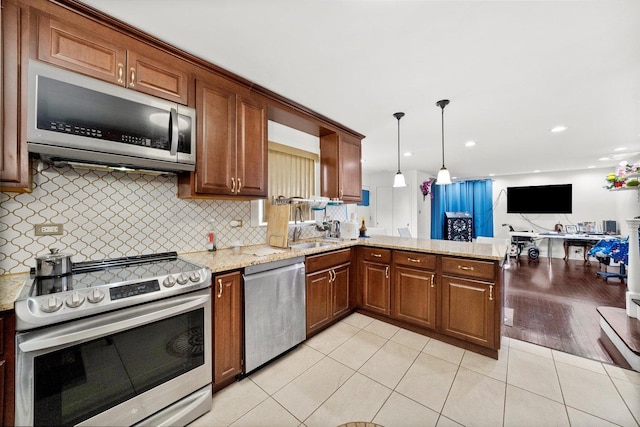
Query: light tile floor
190,313,640,427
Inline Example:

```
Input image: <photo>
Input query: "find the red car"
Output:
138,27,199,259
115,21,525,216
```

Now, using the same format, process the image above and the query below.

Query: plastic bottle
206,220,217,251
359,217,367,237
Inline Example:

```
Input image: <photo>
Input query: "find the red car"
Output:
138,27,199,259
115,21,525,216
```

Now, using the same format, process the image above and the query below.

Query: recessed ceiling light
550,126,567,133
465,141,476,147
533,170,541,173
587,165,596,169
613,147,627,152
489,173,495,177
598,157,612,161
403,152,412,157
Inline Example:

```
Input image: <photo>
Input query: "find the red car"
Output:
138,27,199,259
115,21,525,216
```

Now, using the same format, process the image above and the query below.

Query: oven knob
66,291,86,308
189,272,201,282
87,288,105,304
41,296,63,313
177,273,189,285
163,275,176,288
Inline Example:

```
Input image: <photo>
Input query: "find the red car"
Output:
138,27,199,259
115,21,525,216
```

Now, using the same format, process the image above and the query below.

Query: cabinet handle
339,188,344,199
430,274,435,288
117,63,124,84
129,67,136,87
231,177,236,193
458,265,475,271
407,257,421,263
237,178,242,193
329,269,335,283
489,284,494,301
385,266,389,279
217,278,223,298
372,253,382,258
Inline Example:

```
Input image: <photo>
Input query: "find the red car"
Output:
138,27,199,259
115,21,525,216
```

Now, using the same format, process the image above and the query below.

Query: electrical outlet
230,219,243,227
35,223,64,236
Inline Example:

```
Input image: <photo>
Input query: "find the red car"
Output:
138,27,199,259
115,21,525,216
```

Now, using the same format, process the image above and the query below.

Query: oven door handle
18,290,210,354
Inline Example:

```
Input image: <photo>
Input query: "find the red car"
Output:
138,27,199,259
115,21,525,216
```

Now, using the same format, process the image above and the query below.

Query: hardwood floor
502,255,627,366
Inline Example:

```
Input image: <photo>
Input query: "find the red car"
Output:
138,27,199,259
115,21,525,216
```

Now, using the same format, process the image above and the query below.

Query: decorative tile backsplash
0,164,349,275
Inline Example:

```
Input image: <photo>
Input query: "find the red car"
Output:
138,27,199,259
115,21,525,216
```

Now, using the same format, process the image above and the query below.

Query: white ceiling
80,0,640,180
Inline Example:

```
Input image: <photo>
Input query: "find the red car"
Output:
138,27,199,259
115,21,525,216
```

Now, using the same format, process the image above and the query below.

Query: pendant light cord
441,106,445,168
393,112,405,173
397,117,401,173
436,100,450,168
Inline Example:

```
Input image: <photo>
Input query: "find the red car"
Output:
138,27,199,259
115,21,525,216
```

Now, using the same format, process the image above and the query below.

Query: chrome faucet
292,206,304,242
294,206,304,224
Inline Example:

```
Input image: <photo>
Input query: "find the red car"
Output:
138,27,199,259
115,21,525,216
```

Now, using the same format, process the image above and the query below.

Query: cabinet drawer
361,247,391,263
442,257,495,281
306,248,351,273
393,251,436,270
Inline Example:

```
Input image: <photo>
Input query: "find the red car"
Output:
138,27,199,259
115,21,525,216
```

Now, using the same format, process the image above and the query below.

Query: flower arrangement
604,160,640,190
420,179,433,200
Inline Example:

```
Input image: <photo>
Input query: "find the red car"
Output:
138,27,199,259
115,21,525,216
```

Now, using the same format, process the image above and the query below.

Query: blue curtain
430,180,494,239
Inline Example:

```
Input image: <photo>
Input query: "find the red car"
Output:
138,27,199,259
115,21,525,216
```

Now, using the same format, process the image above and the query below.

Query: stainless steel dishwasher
243,256,306,374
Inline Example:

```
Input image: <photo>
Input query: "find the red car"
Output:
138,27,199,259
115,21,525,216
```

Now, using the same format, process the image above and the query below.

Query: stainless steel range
14,251,213,427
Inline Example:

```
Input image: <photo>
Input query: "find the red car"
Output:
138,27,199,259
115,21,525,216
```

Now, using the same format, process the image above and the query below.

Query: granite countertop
0,236,505,312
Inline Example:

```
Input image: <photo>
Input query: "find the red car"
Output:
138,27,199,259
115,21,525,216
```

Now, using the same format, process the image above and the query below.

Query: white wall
364,166,639,259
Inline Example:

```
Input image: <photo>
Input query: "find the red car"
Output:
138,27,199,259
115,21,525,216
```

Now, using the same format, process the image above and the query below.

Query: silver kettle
35,247,73,278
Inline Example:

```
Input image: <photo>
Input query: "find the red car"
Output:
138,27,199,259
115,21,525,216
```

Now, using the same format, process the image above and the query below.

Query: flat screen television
506,184,572,214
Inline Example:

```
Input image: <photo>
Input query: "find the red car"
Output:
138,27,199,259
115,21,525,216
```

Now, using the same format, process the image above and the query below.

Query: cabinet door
441,275,495,348
213,272,243,384
332,263,350,318
126,50,189,104
338,134,362,202
195,79,237,195
361,261,390,316
394,266,436,329
320,133,362,202
37,14,127,85
235,95,267,197
306,270,332,335
1,0,30,191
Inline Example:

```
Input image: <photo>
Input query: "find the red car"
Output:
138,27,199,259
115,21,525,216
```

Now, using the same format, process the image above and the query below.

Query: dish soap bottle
359,217,367,237
206,220,217,251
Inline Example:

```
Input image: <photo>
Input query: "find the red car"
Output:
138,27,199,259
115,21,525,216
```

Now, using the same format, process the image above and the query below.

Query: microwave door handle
169,107,179,156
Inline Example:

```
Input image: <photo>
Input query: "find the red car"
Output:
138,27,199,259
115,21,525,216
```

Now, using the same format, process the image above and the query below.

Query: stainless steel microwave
27,60,196,173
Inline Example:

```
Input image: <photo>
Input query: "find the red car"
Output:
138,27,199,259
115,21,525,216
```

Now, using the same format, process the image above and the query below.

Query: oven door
15,288,212,427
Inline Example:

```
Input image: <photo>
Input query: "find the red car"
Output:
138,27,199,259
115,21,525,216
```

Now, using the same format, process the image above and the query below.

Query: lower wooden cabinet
393,251,437,329
441,275,496,348
212,271,243,386
360,248,391,316
0,311,15,426
440,257,498,349
305,249,352,336
394,270,436,329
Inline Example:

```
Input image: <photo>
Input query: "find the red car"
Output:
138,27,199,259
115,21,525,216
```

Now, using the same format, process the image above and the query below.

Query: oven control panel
110,279,161,301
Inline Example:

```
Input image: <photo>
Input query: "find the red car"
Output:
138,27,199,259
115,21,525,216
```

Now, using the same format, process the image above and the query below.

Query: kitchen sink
289,241,336,250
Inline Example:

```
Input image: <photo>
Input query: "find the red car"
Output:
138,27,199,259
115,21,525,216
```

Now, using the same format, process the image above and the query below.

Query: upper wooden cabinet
178,78,267,199
320,133,362,202
36,14,190,104
1,0,30,192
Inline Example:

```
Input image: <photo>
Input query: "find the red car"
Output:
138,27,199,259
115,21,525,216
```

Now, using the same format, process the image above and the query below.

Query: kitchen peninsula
0,236,504,424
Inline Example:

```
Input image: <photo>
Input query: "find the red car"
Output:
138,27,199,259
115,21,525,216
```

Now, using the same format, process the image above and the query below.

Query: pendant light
436,99,452,185
393,112,407,188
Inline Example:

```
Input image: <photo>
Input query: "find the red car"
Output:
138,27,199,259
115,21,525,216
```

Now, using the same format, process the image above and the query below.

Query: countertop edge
1,237,505,312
